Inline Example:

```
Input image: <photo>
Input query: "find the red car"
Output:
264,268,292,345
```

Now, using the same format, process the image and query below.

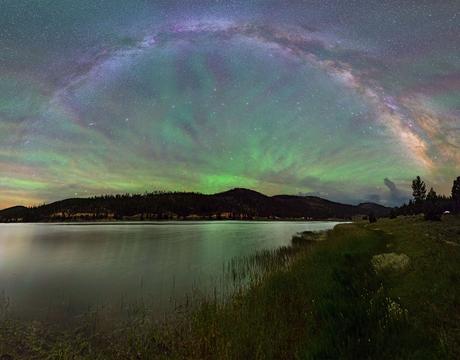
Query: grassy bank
1,216,459,359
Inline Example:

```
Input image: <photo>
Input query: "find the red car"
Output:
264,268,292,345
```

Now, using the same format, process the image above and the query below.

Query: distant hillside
0,206,28,219
0,188,391,222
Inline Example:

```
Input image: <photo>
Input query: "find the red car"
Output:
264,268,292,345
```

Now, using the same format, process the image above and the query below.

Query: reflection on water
0,221,340,319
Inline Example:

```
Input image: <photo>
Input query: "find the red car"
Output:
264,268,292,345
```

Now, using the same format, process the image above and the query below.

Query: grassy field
1,216,459,359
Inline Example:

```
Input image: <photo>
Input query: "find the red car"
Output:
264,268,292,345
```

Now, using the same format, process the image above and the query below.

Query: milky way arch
1,7,459,208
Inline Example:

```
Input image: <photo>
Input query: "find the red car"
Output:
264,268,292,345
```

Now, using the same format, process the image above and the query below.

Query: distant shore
0,217,347,224
0,188,391,223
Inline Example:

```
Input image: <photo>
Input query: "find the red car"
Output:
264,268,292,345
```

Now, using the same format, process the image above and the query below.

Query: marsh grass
1,218,460,359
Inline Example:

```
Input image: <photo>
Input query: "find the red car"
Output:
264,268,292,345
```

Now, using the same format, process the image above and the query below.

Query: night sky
1,0,459,209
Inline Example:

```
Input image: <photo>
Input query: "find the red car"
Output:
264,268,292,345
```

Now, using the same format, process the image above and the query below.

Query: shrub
424,209,441,221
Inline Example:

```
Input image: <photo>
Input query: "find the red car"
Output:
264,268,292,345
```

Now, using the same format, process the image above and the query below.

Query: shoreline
0,222,337,324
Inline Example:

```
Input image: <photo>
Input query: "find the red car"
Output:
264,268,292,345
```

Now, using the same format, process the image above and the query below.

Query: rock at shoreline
371,253,410,273
291,231,325,246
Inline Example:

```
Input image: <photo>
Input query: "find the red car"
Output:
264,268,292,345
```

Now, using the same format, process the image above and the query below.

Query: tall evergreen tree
452,176,460,212
425,187,441,221
411,176,427,203
426,187,437,201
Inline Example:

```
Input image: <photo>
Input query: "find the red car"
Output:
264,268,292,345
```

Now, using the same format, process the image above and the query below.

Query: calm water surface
0,221,340,319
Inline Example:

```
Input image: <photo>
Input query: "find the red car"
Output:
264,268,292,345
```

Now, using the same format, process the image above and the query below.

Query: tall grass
173,225,417,359
222,235,314,292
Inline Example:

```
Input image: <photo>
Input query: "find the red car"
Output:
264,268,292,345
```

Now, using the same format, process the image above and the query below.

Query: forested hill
0,188,391,222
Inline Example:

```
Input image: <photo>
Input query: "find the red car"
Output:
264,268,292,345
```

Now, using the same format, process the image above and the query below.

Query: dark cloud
384,178,398,192
384,178,408,205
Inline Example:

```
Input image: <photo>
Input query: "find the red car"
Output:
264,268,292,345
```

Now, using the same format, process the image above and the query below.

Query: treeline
6,191,241,222
0,188,391,222
394,176,460,220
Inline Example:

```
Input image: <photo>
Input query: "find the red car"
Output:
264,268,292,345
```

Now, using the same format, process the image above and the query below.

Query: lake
0,221,340,320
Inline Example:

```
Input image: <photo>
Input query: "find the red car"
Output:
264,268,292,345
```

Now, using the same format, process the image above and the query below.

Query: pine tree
452,176,460,212
425,187,441,221
411,176,427,203
426,187,437,201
